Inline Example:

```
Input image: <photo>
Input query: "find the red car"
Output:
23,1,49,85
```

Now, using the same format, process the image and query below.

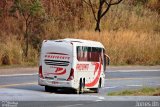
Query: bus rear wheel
90,80,101,93
77,79,84,94
45,86,57,92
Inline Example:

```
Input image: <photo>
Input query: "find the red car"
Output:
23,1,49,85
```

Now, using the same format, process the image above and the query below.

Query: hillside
0,0,159,66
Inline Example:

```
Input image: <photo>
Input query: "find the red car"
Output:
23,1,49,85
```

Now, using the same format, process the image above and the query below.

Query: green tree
10,0,44,57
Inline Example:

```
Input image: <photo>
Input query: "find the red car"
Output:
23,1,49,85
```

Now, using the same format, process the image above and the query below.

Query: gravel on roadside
0,67,38,75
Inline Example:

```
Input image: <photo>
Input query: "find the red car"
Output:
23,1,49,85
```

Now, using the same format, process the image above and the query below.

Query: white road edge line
127,85,143,87
103,86,118,89
57,104,83,107
98,96,105,99
105,77,160,81
96,100,103,102
0,73,38,77
109,69,160,72
94,96,105,102
0,82,37,88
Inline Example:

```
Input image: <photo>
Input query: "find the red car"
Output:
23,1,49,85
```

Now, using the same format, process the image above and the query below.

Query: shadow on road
9,84,95,95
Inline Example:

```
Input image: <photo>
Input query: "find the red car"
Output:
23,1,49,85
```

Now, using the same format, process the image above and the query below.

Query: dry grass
102,2,160,33
0,33,38,66
108,87,160,96
0,35,22,65
0,30,159,66
64,30,160,65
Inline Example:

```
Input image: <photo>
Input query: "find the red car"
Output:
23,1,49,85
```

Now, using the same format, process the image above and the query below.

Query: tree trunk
95,19,101,32
25,32,29,57
95,0,104,32
24,20,29,58
26,34,29,57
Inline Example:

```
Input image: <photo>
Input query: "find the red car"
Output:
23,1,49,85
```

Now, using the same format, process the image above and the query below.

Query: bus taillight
67,68,74,81
39,66,44,79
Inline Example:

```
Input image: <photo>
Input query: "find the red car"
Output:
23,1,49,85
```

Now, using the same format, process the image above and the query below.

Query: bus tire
95,79,101,93
95,83,100,93
77,79,84,94
45,86,52,92
45,86,57,92
90,79,101,93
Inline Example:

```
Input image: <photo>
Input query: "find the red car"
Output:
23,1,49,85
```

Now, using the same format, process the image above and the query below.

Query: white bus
38,38,110,94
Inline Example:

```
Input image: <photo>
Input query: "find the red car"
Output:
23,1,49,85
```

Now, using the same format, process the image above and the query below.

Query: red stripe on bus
53,67,66,75
44,68,66,76
85,62,102,87
53,69,66,75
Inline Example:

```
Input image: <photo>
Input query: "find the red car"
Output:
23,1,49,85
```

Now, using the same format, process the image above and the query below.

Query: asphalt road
0,66,160,107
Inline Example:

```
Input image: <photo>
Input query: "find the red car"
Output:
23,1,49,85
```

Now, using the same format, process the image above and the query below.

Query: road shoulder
0,67,38,75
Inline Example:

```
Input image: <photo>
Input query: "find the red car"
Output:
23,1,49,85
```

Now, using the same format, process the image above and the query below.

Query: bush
0,33,38,66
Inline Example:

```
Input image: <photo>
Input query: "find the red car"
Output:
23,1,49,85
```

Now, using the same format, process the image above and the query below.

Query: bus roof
43,38,105,48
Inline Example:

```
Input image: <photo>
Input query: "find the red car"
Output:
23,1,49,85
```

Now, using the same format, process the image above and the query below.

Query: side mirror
105,54,110,66
104,54,110,71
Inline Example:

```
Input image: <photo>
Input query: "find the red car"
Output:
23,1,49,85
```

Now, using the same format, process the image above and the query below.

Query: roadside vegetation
0,0,160,66
108,87,160,96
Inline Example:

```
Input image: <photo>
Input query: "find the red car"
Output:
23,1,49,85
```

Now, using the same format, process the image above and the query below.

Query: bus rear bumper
38,78,76,89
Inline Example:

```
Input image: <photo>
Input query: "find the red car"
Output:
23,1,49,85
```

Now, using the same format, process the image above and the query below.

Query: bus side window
77,46,81,61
